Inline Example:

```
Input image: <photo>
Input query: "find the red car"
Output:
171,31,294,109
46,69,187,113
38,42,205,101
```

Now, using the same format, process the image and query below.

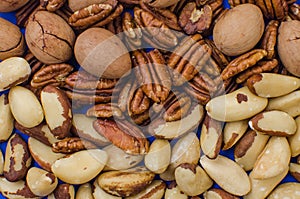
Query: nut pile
0,0,300,198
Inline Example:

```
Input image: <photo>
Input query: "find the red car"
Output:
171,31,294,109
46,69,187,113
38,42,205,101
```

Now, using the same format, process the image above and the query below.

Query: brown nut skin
213,4,264,56
25,11,76,64
0,0,29,12
74,27,131,79
0,18,25,60
278,20,300,77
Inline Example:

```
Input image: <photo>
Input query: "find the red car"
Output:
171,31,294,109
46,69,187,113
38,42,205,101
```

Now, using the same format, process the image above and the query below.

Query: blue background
0,0,299,198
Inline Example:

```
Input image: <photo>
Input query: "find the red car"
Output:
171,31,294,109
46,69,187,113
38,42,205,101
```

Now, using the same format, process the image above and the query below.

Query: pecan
52,137,98,153
289,3,300,20
68,0,123,29
228,0,255,8
256,0,288,20
15,0,41,27
204,39,229,70
92,4,123,27
118,0,140,5
167,34,212,86
236,59,279,83
40,0,66,12
93,119,149,154
260,20,279,60
65,71,118,90
179,2,212,35
105,15,123,35
116,77,151,125
140,1,182,31
86,103,123,118
122,12,143,50
30,63,73,88
221,49,268,80
134,7,178,49
132,49,171,103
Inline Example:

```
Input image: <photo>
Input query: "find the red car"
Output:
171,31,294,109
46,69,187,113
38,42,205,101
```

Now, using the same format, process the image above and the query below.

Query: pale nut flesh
75,183,94,199
0,94,14,142
267,182,300,199
0,57,31,91
206,86,268,122
288,116,300,157
51,149,108,184
8,86,44,128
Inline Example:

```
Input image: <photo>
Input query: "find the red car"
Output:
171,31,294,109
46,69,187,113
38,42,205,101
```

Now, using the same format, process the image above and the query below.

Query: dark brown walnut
93,119,149,154
256,0,288,20
86,103,123,118
133,7,178,49
132,49,172,103
3,134,32,182
236,59,278,83
221,49,267,80
41,85,72,139
53,184,74,199
30,63,73,88
40,0,66,11
122,12,143,50
289,3,300,19
15,122,57,146
140,1,181,30
116,78,151,125
260,20,279,60
167,34,212,86
25,10,76,64
52,137,98,153
151,91,192,122
68,0,123,29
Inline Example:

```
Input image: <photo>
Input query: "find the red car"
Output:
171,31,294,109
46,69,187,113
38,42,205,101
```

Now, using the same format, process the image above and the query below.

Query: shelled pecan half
15,0,42,27
289,3,300,19
86,103,123,118
52,137,98,153
93,119,149,154
68,0,123,29
260,20,279,60
122,12,143,50
167,34,212,86
40,0,66,12
132,49,172,103
255,0,288,20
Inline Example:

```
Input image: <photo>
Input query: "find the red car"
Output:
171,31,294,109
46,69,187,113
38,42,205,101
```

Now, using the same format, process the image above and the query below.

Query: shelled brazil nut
1,0,300,198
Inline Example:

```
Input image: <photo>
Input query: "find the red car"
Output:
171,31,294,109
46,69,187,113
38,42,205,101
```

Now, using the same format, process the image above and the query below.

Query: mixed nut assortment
1,0,300,198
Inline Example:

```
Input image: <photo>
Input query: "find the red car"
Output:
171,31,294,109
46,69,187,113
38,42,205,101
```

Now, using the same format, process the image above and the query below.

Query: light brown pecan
52,137,98,153
15,0,41,27
228,0,255,8
256,0,288,20
40,0,66,12
122,12,143,50
30,63,73,88
134,7,178,49
65,71,118,90
140,1,181,31
289,3,300,20
68,0,123,29
105,15,123,35
221,49,267,80
132,49,171,103
93,119,149,154
236,59,279,83
86,103,123,118
260,20,279,60
167,34,212,86
204,39,229,71
116,78,151,125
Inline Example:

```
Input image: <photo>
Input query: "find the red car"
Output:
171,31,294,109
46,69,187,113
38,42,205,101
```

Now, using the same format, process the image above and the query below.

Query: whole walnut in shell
278,20,300,77
74,28,131,79
0,0,29,12
213,4,264,56
25,11,75,64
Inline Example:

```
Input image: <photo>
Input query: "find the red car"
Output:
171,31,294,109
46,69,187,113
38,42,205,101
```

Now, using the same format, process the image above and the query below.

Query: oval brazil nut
9,86,44,128
51,149,107,184
41,85,72,139
0,94,14,142
206,86,268,122
0,57,31,91
267,182,300,199
249,110,297,136
247,73,300,98
26,167,58,196
3,133,32,182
